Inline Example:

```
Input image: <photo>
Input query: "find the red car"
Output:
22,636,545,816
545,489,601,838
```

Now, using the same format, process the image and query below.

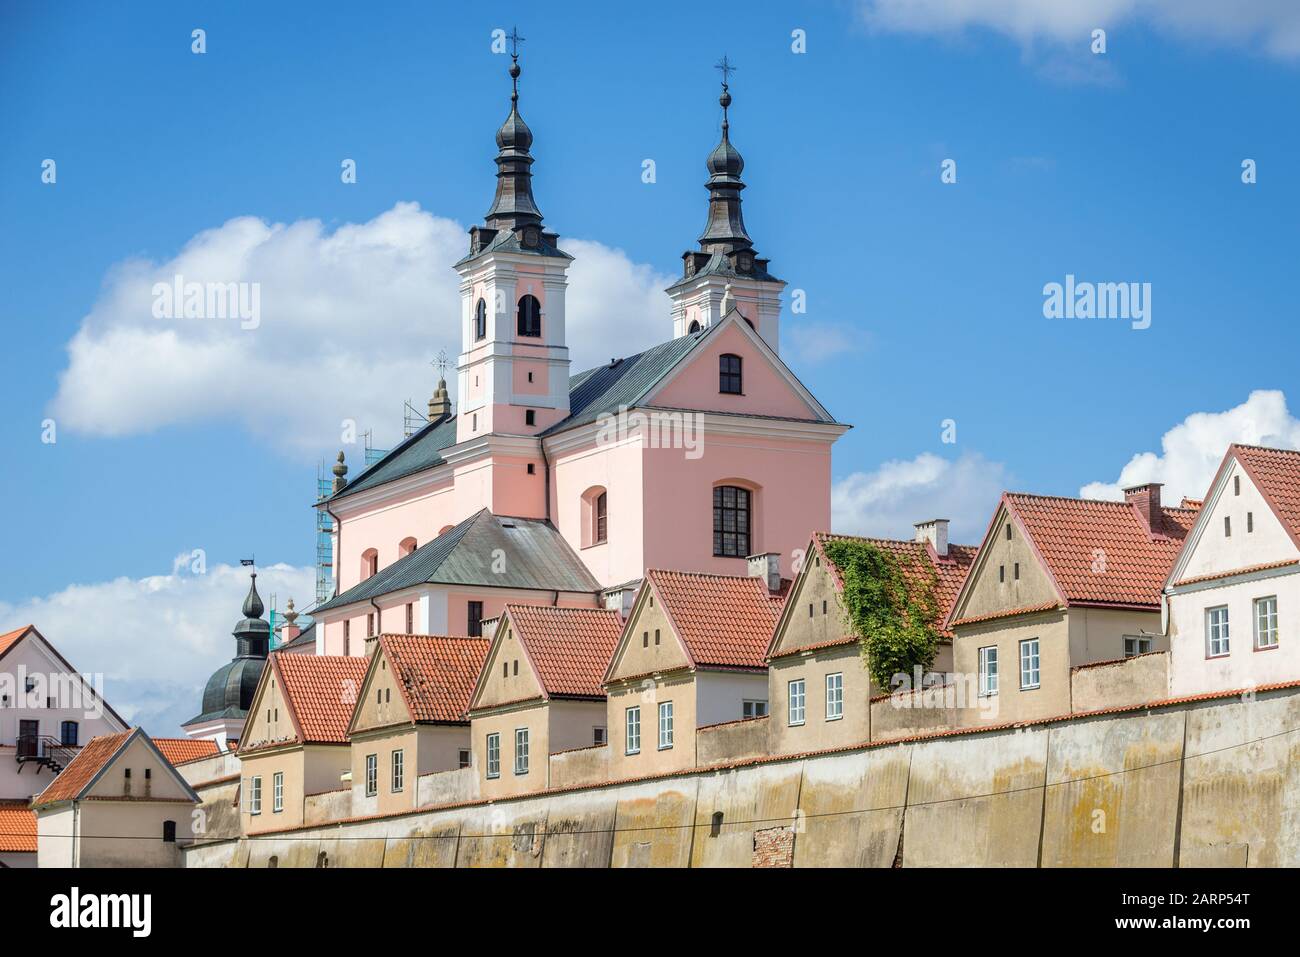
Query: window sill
1020,684,1041,692
788,721,805,728
625,749,640,756
486,774,500,780
1205,653,1231,660
514,769,529,777
825,714,843,722
658,744,673,751
1254,644,1279,653
580,540,608,552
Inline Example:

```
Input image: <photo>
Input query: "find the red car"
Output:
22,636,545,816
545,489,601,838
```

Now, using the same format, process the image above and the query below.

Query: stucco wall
186,682,1300,868
548,745,608,789
1071,652,1170,713
695,716,769,765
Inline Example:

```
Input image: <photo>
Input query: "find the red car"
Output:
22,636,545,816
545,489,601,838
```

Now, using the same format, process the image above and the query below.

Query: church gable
605,583,691,683
350,647,415,734
649,318,828,421
471,615,545,711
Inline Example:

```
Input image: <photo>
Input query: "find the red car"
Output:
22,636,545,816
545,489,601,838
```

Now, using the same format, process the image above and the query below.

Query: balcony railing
15,734,79,774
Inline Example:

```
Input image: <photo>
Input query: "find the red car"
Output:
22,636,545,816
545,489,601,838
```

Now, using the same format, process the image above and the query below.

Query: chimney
602,585,636,620
364,635,379,658
1124,483,1163,534
914,519,950,557
479,616,500,641
747,552,782,595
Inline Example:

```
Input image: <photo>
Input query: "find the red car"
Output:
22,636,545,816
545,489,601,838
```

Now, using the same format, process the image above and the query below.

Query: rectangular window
743,699,768,719
595,492,608,544
514,728,529,775
1124,635,1153,657
713,485,751,558
825,673,844,720
468,601,484,637
1019,639,1040,690
593,726,606,746
405,603,413,633
1224,516,1232,537
458,748,471,769
1206,605,1230,657
625,706,641,754
1255,596,1278,649
719,353,743,394
979,646,999,696
788,679,806,726
486,733,500,779
365,753,377,797
391,749,404,792
250,776,262,815
658,701,674,749
1247,512,1254,533
272,772,283,813
367,612,375,637
525,409,536,426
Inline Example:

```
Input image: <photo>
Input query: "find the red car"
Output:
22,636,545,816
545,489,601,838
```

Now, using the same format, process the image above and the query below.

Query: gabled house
765,521,976,754
348,634,489,815
1165,445,1300,695
0,624,128,801
468,604,622,798
947,485,1196,725
236,652,368,834
311,508,602,655
604,567,783,778
32,727,199,868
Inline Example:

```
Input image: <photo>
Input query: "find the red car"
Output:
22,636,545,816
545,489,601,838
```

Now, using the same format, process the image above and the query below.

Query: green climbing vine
822,539,940,690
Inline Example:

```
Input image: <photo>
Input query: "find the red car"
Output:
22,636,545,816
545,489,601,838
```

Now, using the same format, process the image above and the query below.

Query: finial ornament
507,26,525,99
714,55,736,131
332,450,349,493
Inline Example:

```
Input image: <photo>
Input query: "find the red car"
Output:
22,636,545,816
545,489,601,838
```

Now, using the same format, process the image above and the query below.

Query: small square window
525,409,536,426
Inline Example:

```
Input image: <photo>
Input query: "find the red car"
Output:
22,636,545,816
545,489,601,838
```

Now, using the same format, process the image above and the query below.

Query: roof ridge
1232,442,1300,455
1006,490,1134,507
646,567,759,583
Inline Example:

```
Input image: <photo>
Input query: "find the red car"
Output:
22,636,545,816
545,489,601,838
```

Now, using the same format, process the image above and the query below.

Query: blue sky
2,1,1299,730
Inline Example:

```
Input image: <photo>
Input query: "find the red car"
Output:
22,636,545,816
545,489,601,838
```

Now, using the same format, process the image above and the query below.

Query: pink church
311,55,848,653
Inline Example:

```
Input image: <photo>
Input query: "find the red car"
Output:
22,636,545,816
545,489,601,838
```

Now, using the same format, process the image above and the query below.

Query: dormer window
474,298,487,341
719,354,742,394
517,295,541,337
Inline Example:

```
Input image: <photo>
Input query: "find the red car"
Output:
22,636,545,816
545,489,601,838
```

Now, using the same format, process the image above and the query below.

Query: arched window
60,721,78,746
719,354,742,394
398,537,418,557
713,485,751,557
361,548,379,580
474,298,487,340
581,487,609,548
517,295,541,337
688,320,701,334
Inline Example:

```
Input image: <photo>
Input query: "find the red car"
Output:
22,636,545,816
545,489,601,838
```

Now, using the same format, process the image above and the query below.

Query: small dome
707,134,744,179
198,657,267,719
496,106,533,152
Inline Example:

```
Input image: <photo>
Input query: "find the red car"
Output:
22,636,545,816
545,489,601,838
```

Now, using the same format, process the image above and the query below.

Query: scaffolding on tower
315,463,334,606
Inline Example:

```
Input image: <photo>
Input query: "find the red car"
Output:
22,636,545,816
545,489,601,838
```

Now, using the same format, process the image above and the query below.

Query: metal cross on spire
507,26,525,61
714,54,736,89
431,349,450,378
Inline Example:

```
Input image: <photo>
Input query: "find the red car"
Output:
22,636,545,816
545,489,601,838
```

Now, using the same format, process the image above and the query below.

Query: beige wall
771,554,845,656
85,735,193,803
1071,651,1170,712
606,672,697,779
39,800,191,868
696,716,769,765
472,701,550,798
352,648,413,733
549,745,609,789
351,724,470,816
950,505,1058,622
607,589,690,682
768,644,869,755
240,744,349,834
239,669,296,752
475,616,545,710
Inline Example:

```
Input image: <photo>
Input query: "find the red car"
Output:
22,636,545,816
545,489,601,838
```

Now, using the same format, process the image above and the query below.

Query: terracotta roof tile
154,738,219,766
0,802,36,853
813,533,977,638
504,605,623,698
33,730,133,807
646,569,782,669
275,654,370,745
1232,444,1300,545
1005,493,1197,607
0,625,30,660
379,634,490,723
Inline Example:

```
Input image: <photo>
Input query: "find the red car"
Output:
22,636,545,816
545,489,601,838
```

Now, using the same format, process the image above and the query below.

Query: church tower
668,63,785,352
454,35,572,443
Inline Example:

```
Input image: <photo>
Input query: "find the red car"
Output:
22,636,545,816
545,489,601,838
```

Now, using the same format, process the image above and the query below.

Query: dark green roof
327,413,458,502
313,509,601,613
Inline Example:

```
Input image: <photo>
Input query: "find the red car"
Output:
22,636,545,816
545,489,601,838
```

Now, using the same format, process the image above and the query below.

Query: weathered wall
1070,652,1170,713
176,751,240,789
184,684,1300,868
416,767,477,807
869,686,960,740
305,788,352,826
548,745,608,790
192,778,241,844
696,716,770,766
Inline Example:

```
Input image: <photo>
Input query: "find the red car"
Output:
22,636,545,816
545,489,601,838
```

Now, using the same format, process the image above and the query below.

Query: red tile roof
1003,492,1196,608
0,625,30,660
0,802,36,853
274,653,370,745
503,605,623,698
643,569,782,670
1231,444,1300,546
813,533,977,639
154,738,219,766
33,731,133,807
379,634,490,723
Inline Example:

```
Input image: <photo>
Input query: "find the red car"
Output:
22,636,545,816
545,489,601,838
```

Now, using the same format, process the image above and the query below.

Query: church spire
698,56,752,254
483,27,543,233
232,571,270,659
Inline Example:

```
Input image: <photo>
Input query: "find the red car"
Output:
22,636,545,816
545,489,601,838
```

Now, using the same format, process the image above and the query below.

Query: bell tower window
474,298,487,341
517,295,541,337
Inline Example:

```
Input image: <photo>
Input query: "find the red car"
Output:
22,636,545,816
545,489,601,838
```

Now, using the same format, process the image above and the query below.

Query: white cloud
1079,389,1300,503
0,562,315,737
782,321,870,365
49,204,672,453
832,451,1011,543
856,0,1300,59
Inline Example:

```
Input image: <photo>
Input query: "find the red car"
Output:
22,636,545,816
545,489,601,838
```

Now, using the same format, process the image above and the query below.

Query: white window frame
825,673,843,720
486,733,500,779
1019,639,1040,690
743,699,768,719
272,772,283,813
249,775,262,815
1255,596,1279,650
979,646,999,697
788,679,806,726
391,749,404,793
658,701,674,750
1206,605,1230,657
1123,635,1153,657
514,728,529,775
364,753,377,797
625,706,641,755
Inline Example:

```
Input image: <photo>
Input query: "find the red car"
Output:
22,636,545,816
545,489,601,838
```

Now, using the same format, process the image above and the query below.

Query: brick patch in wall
752,825,795,868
